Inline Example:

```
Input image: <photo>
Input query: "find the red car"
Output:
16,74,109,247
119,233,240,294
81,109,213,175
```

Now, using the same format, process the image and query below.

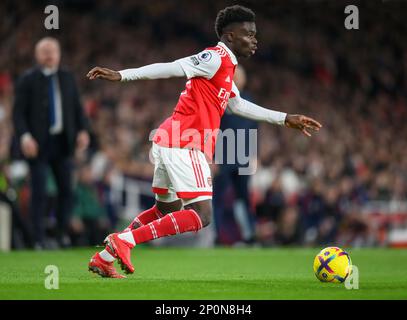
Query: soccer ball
313,246,352,283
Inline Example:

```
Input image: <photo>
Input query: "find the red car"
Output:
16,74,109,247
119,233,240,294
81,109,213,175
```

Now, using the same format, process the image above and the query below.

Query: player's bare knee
156,199,183,215
184,199,212,228
198,211,211,227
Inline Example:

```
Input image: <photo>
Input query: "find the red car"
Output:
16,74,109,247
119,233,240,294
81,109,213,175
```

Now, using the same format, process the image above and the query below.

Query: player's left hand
285,114,322,137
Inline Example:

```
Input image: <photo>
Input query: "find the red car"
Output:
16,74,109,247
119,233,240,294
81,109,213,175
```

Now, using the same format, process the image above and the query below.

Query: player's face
231,22,257,58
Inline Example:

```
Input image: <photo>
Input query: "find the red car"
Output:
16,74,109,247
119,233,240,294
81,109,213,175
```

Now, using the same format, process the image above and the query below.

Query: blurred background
1,0,407,251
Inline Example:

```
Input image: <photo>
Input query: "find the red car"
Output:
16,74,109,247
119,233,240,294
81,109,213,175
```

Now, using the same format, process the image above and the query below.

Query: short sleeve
175,50,222,80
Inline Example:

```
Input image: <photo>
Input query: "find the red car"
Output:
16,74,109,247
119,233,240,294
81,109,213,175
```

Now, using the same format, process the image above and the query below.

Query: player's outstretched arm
228,81,322,137
87,50,222,82
87,62,187,82
228,89,322,137
284,114,322,137
87,67,121,81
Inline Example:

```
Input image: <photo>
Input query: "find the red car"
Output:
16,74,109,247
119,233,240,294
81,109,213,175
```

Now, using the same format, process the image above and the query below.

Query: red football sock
130,209,203,245
124,205,164,231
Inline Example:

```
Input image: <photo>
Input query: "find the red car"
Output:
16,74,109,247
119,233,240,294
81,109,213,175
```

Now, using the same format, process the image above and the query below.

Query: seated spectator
70,163,110,246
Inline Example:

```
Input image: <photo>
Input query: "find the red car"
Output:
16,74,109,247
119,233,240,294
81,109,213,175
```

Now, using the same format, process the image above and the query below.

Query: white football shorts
151,142,213,205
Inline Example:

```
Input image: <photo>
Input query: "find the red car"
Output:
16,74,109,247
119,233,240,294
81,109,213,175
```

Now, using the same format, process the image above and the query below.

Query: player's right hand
86,67,121,81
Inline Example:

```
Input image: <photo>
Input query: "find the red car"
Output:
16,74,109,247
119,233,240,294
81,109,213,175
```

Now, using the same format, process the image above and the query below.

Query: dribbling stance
87,5,322,278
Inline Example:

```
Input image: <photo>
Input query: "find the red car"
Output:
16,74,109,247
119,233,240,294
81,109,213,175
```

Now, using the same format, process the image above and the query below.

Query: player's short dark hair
215,5,255,39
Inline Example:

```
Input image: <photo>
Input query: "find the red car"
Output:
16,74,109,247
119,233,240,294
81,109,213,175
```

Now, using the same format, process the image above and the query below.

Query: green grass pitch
0,247,406,299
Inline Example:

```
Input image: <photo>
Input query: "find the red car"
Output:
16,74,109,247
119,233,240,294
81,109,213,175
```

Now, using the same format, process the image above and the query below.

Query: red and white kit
119,42,287,205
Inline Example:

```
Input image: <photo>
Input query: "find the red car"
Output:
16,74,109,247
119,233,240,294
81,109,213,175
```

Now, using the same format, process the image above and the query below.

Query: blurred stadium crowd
1,0,406,249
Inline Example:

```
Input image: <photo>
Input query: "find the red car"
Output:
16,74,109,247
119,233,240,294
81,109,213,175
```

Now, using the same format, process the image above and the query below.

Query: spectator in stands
70,162,109,246
0,161,33,248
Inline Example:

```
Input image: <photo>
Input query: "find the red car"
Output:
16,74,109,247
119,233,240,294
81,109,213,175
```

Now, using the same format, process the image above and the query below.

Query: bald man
13,37,90,249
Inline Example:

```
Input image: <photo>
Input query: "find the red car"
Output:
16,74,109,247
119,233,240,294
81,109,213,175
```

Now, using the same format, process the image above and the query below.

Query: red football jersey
153,42,238,159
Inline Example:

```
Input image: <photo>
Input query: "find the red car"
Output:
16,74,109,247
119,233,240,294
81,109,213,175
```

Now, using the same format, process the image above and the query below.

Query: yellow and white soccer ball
313,247,352,283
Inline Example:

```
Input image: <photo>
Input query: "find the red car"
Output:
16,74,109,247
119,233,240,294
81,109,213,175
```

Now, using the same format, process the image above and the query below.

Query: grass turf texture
0,247,406,299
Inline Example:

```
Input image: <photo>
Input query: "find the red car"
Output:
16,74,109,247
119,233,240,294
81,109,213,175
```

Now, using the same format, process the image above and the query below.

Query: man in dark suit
213,65,258,245
13,37,90,249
